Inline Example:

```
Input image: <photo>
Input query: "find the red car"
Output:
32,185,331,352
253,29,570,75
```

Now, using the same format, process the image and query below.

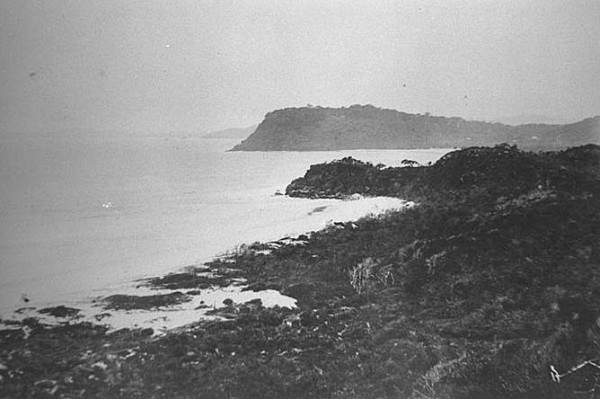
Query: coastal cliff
230,105,600,151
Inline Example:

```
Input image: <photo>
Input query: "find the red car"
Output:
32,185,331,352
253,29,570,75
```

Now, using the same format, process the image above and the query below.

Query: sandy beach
2,195,413,333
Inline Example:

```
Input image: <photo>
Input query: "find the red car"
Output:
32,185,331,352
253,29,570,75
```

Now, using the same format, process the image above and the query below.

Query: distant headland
230,105,599,151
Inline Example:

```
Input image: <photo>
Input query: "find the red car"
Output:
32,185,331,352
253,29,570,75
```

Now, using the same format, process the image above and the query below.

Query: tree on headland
401,159,420,167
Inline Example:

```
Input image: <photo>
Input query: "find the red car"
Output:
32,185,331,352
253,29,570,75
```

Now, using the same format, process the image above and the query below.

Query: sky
0,0,599,135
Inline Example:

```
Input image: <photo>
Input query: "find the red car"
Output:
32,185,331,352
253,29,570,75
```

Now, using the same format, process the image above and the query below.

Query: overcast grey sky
1,0,599,134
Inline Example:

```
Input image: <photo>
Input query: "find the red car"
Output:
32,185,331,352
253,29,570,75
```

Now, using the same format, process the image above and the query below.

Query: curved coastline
1,144,599,398
0,195,412,333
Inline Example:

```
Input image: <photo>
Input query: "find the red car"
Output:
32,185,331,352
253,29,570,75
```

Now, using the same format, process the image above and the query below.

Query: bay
0,131,451,321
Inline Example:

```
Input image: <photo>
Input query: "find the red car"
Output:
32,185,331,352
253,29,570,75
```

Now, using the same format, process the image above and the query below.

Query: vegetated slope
2,145,599,399
230,105,599,151
286,144,600,199
277,144,600,397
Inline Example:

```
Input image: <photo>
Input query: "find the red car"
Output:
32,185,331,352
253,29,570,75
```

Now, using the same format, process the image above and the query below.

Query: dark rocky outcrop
38,306,81,318
102,292,191,311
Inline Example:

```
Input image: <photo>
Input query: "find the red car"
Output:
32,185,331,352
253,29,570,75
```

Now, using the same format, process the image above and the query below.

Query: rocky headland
230,105,599,152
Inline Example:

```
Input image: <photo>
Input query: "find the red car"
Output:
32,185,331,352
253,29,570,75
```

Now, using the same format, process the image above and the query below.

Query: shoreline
0,195,412,334
0,138,450,316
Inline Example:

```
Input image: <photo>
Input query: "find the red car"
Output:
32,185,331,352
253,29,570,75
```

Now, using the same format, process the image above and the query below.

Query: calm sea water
0,132,450,318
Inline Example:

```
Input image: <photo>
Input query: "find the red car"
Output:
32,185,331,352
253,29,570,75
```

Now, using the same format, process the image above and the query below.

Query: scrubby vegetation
281,144,600,397
287,143,599,200
231,105,599,151
1,144,599,398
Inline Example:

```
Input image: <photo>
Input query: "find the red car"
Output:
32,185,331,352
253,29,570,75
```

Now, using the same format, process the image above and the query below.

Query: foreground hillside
1,145,599,398
230,105,599,151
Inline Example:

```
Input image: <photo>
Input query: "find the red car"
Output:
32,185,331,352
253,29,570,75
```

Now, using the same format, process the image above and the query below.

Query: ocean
0,131,450,329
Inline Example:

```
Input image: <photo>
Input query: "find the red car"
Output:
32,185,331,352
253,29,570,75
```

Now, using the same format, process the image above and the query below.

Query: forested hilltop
230,105,599,151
